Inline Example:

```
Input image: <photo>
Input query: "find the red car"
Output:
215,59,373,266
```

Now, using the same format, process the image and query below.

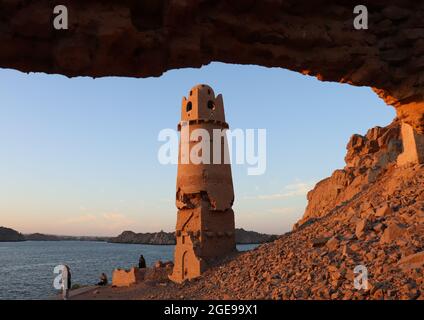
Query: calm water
0,241,258,300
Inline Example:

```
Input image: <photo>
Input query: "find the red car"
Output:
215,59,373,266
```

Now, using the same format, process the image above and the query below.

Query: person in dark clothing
138,254,146,269
97,273,108,286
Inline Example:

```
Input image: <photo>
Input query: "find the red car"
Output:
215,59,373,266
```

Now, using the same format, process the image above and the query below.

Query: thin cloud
267,207,299,214
244,180,316,200
102,212,135,229
64,214,97,224
62,212,135,233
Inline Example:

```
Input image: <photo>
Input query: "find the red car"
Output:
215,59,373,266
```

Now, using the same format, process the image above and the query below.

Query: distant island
0,227,109,242
109,230,174,245
24,233,110,242
109,228,278,245
0,226,25,242
0,227,278,245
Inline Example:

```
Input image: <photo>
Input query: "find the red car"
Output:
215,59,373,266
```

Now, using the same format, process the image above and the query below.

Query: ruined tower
169,84,235,283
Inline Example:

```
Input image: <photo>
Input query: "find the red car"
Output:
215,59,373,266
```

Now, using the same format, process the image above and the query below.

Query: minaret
169,84,236,283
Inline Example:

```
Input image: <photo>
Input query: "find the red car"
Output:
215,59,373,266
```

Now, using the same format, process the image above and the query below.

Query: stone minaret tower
169,84,236,283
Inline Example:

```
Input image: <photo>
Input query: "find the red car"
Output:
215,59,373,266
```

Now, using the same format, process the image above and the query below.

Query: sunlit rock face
296,120,403,225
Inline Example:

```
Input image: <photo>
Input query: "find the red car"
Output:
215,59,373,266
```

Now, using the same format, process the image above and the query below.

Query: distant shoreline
2,240,263,246
1,226,279,245
109,229,278,245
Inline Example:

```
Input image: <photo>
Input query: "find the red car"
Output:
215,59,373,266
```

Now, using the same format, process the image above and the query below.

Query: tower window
207,100,215,110
186,101,192,112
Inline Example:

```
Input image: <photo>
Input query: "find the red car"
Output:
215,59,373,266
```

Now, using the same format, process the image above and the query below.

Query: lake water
0,241,258,300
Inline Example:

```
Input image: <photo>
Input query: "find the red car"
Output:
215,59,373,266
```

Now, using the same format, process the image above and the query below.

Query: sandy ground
70,281,186,300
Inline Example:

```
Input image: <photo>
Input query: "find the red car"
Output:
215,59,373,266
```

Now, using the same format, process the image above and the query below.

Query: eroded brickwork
169,85,236,283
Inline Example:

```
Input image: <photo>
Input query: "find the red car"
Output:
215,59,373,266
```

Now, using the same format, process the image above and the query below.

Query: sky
0,62,395,236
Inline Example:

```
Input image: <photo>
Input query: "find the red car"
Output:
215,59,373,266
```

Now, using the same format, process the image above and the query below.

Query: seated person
97,273,108,286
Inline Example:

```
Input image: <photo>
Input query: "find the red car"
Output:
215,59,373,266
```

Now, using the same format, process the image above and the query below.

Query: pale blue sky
0,63,395,236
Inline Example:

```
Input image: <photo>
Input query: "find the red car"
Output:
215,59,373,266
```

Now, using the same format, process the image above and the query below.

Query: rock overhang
1,1,423,131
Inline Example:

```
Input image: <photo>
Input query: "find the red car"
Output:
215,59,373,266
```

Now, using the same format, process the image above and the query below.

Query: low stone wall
112,261,174,287
112,267,145,287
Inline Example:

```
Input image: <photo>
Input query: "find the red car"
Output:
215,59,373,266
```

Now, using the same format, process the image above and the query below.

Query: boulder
380,222,407,244
312,237,330,248
418,212,424,224
355,219,368,239
375,205,393,217
326,237,339,251
397,251,424,271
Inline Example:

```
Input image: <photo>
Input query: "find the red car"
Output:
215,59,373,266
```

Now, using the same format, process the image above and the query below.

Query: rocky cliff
110,229,277,245
296,120,403,227
0,227,25,242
